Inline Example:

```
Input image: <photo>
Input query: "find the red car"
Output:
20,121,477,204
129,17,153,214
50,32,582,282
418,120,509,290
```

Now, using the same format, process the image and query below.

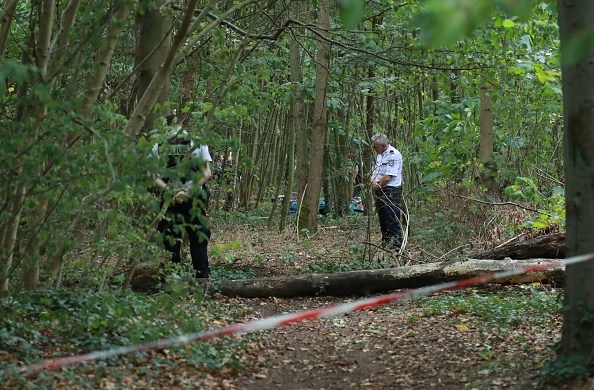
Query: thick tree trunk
303,0,330,233
136,0,171,133
131,258,564,298
557,0,594,368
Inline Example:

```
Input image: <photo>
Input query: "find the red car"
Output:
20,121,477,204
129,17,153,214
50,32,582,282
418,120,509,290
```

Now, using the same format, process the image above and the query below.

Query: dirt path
194,292,559,390
190,224,562,389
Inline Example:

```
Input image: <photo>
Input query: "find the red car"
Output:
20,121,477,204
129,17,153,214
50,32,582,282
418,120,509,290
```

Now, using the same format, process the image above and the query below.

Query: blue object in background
349,203,363,214
289,200,297,214
288,198,326,214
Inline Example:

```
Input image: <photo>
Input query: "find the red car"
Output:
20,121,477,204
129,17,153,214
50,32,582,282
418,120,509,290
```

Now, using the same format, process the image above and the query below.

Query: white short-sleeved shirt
151,131,212,162
373,144,402,187
151,130,212,188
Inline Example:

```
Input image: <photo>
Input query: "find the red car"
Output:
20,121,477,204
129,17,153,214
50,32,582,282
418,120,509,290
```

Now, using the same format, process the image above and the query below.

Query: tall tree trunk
281,5,303,229
303,0,330,233
281,111,297,230
557,0,594,372
479,84,497,194
337,106,350,216
136,0,172,133
125,0,201,138
0,0,19,62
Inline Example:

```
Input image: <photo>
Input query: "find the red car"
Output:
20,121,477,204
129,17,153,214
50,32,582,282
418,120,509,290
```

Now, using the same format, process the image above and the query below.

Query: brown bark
131,258,564,298
479,85,498,194
0,0,19,62
124,0,201,137
303,0,330,233
473,231,565,260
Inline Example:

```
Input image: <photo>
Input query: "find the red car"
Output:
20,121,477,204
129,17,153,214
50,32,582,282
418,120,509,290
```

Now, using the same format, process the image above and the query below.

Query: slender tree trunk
337,107,349,216
450,69,461,104
479,84,497,194
268,129,285,229
557,0,594,370
0,0,19,62
281,113,296,230
0,181,26,294
281,7,303,229
21,196,49,289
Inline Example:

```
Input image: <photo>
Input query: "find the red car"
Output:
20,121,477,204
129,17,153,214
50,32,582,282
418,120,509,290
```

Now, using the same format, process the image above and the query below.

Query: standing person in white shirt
370,132,403,252
152,115,213,279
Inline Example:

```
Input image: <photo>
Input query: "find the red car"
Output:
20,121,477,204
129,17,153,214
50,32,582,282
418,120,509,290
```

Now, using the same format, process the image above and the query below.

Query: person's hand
372,181,381,191
173,188,187,204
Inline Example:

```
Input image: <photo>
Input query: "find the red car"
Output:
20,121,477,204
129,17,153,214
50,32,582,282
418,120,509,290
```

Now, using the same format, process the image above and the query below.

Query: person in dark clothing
352,162,363,199
370,132,403,252
152,115,213,278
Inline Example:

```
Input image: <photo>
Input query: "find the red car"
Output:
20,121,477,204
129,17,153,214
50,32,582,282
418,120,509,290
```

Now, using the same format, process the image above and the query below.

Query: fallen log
131,258,564,298
216,258,563,298
472,231,565,260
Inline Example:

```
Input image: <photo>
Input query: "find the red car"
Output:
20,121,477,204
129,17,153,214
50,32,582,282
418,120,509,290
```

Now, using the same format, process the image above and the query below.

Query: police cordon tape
1,253,592,377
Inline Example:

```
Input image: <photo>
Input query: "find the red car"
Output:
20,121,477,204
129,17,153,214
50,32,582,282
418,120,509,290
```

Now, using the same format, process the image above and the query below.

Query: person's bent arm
198,162,212,186
372,174,394,190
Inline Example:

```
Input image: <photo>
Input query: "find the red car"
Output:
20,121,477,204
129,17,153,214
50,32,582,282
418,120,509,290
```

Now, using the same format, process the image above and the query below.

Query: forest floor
186,222,571,390
2,218,584,390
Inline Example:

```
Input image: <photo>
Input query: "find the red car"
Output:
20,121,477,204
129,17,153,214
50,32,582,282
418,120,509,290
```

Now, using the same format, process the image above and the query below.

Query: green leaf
421,171,443,183
339,0,364,29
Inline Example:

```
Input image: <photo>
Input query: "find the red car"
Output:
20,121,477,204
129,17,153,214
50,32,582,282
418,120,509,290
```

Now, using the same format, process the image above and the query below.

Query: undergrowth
0,191,567,387
417,284,562,331
0,284,251,388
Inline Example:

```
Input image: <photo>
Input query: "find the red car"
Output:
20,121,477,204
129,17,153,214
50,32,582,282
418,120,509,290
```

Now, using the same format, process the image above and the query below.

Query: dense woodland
2,0,594,385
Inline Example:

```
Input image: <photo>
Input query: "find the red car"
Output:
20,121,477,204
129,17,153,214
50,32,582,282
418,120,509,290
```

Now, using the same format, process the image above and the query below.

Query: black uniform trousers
157,196,211,278
374,186,403,251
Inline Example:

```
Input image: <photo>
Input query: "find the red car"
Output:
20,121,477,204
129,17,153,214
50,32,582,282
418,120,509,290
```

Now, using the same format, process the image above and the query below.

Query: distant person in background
214,154,224,180
223,155,241,210
370,132,403,252
352,162,363,199
152,115,213,279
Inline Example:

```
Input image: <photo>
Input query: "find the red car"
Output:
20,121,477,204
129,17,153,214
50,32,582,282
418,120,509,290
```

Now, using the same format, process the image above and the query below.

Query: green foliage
503,177,565,229
211,264,258,280
0,288,249,380
413,98,481,186
419,285,562,330
412,0,535,47
339,0,365,29
411,203,475,252
539,355,594,387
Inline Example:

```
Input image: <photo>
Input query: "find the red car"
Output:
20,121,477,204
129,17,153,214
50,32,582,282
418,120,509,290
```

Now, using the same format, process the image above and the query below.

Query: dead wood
131,258,564,298
472,231,565,260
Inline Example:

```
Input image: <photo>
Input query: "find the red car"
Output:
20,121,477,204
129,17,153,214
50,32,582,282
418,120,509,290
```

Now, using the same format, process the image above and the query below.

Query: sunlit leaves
412,0,535,47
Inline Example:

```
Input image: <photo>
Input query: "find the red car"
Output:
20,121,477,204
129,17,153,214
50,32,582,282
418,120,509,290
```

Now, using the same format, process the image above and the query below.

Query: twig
453,194,549,216
436,244,472,262
494,232,527,249
531,165,564,187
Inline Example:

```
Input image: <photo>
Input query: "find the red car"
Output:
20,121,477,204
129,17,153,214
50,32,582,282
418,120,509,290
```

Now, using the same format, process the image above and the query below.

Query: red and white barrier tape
1,253,591,377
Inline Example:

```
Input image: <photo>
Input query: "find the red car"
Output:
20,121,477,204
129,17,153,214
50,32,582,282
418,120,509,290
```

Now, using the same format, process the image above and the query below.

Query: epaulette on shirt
389,150,395,154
